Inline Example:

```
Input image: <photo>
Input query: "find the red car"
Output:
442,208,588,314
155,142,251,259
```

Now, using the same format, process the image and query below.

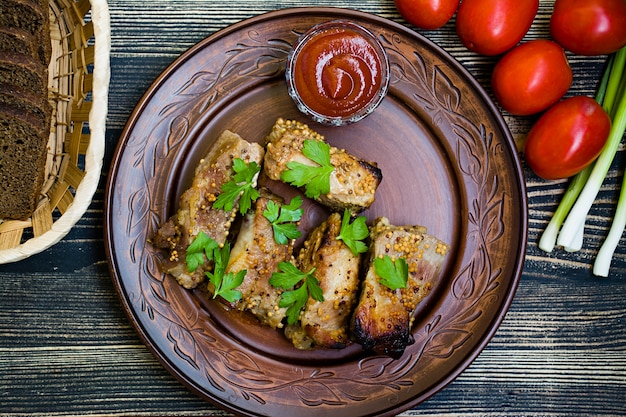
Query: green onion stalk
538,46,626,277
595,166,626,276
593,50,626,277
538,166,591,252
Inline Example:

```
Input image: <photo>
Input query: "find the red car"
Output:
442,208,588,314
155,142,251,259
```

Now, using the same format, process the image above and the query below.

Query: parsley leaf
374,255,409,291
185,232,245,303
281,139,334,199
269,262,324,325
186,231,219,272
263,196,304,245
217,269,247,302
269,261,308,288
278,284,309,326
336,210,369,256
213,158,261,215
206,242,246,303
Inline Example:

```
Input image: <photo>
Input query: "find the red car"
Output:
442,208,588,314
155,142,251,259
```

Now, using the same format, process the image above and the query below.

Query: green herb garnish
186,231,245,303
213,158,261,215
186,231,219,272
374,255,409,291
269,262,324,325
263,196,304,245
336,210,369,256
207,242,246,303
281,139,334,199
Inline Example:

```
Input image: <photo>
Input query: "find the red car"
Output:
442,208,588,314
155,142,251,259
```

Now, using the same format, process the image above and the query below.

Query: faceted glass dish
285,20,390,126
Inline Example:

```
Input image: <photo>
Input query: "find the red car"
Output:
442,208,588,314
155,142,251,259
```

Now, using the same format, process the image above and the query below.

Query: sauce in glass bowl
286,20,390,126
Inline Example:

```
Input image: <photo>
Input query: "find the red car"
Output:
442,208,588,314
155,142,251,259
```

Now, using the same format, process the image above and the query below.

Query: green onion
538,53,614,253
593,52,626,277
594,171,626,276
538,165,590,252
538,46,626,277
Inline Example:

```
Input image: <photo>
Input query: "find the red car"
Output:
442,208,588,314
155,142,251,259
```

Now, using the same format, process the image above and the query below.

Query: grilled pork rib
151,130,264,289
226,189,294,329
351,217,449,358
285,212,362,349
152,122,449,360
263,118,382,216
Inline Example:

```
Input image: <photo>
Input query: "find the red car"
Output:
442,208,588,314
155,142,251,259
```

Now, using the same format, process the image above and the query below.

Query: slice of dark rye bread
0,0,51,66
0,22,51,66
0,104,50,220
0,83,52,127
0,0,48,36
0,0,52,220
0,26,40,60
0,51,48,95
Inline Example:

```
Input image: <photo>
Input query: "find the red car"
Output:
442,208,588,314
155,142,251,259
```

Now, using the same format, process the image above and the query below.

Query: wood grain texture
1,0,625,416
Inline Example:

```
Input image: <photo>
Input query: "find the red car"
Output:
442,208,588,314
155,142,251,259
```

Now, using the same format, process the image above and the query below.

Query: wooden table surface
2,0,625,416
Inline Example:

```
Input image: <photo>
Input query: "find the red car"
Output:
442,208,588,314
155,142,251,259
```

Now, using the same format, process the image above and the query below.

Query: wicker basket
0,0,110,263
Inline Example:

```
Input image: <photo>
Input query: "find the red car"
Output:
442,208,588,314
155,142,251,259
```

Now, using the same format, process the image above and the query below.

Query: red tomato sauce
291,26,385,119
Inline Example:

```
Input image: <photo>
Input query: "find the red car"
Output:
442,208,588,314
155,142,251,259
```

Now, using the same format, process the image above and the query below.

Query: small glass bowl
285,20,390,127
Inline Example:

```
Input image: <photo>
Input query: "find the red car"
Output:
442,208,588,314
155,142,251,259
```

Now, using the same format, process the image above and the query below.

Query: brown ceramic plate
105,8,527,417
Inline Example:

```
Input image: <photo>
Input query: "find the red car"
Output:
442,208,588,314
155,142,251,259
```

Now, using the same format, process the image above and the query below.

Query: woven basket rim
0,0,110,264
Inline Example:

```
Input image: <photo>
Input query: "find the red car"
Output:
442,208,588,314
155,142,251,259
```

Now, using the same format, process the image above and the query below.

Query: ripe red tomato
491,40,572,116
524,96,611,180
394,0,459,30
456,0,538,55
550,0,626,56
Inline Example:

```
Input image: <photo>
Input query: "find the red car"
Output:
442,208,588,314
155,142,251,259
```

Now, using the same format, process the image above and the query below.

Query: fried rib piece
264,118,382,216
285,212,362,349
226,189,294,329
351,217,449,358
152,130,264,289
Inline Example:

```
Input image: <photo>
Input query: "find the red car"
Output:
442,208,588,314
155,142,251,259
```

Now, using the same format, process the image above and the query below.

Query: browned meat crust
350,217,449,358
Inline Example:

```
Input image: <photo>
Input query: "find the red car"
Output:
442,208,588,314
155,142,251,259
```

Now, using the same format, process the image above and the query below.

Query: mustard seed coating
263,118,382,216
